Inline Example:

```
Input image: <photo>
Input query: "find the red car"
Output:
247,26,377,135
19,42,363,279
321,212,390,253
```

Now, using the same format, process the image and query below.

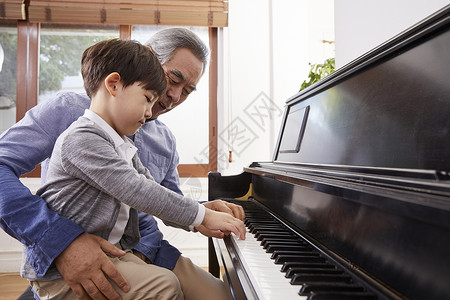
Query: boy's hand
55,233,129,300
197,200,245,238
201,208,246,240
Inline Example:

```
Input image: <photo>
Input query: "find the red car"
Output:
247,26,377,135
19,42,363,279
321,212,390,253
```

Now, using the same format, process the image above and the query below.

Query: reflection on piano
208,6,450,300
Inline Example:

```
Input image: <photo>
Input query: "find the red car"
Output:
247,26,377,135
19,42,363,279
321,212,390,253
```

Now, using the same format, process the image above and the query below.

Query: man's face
151,47,203,119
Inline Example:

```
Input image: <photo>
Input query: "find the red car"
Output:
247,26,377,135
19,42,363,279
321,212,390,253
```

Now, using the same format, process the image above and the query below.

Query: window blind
0,0,26,20
28,0,228,26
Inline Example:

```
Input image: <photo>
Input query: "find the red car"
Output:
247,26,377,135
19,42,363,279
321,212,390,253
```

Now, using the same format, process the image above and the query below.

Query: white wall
0,230,24,272
218,0,335,176
334,0,449,68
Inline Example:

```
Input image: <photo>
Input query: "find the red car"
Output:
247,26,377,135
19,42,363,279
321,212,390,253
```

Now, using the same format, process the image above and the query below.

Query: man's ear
105,72,121,96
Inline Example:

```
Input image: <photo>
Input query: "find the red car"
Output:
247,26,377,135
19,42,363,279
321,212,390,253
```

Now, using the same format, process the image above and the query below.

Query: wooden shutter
0,0,26,20
28,0,228,26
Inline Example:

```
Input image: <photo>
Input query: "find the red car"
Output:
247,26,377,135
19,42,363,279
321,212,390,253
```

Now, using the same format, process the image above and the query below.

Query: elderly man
0,28,242,300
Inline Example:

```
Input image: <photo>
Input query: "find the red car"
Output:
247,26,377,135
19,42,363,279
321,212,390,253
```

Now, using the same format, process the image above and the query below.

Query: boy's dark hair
81,38,166,98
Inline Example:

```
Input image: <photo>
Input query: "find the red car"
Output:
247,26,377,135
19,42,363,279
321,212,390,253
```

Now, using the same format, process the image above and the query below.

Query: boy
25,38,245,299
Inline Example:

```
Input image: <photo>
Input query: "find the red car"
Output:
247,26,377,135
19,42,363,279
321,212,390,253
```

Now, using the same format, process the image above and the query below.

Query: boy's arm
154,139,246,232
61,129,244,238
62,128,201,227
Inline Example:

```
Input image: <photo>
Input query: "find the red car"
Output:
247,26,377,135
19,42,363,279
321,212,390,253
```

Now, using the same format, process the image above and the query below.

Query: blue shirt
0,92,182,278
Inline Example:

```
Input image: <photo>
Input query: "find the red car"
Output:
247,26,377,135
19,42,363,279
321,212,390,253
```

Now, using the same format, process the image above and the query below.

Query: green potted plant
299,57,335,91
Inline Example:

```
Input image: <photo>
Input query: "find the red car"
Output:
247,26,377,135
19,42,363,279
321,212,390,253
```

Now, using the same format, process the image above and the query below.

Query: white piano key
231,228,307,300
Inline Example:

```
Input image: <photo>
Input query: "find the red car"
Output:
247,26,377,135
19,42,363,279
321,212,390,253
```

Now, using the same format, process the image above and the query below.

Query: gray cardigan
25,116,199,280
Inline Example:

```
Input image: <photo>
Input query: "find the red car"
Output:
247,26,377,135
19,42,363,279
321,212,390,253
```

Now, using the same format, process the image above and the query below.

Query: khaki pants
31,250,231,300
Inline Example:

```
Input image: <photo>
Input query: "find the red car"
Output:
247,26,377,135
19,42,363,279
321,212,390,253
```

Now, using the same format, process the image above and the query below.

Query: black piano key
290,273,352,285
245,219,275,223
285,268,343,278
255,230,293,236
299,282,365,295
244,219,274,226
251,227,288,234
249,224,284,230
247,220,280,224
261,238,306,247
265,244,311,253
246,219,276,224
281,262,335,272
251,227,282,234
244,217,276,226
274,255,327,264
306,291,377,300
271,250,320,260
256,232,294,241
247,221,281,226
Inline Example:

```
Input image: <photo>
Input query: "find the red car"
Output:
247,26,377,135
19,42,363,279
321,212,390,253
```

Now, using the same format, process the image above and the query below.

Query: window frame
15,22,217,178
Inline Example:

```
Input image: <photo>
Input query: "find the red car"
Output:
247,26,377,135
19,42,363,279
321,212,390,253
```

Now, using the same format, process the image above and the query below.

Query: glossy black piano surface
208,6,450,300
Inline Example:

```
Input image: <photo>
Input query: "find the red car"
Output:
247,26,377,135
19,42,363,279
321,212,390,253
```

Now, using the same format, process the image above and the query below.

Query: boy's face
110,82,157,136
151,48,203,119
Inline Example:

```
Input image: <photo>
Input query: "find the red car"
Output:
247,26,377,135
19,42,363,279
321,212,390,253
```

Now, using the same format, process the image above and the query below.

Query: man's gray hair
145,28,210,75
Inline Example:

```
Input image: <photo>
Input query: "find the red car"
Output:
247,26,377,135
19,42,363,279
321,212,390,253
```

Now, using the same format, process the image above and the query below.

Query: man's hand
203,199,245,221
55,233,130,300
195,224,228,238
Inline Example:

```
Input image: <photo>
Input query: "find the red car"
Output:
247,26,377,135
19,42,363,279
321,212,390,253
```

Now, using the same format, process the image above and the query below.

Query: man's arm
159,147,183,195
0,95,86,276
0,164,84,274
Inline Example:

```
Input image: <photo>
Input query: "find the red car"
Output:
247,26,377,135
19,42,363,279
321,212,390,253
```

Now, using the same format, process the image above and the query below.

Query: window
38,24,119,104
0,22,17,134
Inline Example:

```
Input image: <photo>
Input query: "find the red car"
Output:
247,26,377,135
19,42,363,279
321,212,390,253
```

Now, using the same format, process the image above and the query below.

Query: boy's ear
105,72,121,96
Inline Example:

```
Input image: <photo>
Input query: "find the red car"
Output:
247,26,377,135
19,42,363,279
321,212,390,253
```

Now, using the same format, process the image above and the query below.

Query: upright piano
208,6,450,300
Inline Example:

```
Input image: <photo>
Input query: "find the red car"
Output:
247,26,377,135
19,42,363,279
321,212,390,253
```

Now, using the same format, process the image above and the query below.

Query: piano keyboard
232,227,306,299
229,200,378,300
